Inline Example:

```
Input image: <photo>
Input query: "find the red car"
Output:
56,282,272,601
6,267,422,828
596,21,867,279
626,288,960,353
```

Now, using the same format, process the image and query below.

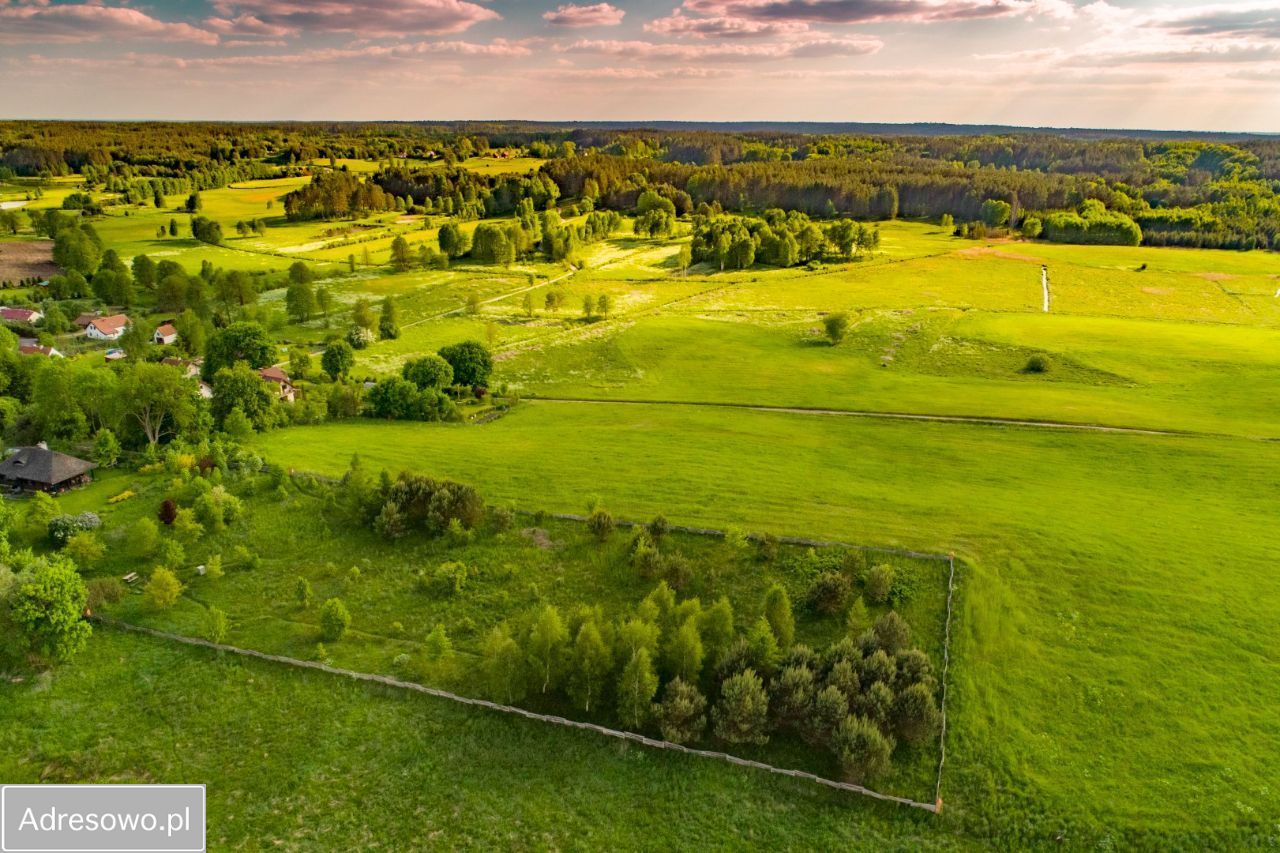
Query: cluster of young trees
373,165,560,219
473,574,939,783
283,171,399,221
1041,200,1142,246
689,209,880,270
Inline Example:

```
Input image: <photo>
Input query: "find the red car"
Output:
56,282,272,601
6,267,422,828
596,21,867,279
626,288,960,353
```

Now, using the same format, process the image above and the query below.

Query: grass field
253,404,1280,842
4,167,1280,847
0,629,949,850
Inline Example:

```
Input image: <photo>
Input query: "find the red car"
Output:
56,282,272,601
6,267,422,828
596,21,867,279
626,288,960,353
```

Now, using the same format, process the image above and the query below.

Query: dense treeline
3,121,1278,249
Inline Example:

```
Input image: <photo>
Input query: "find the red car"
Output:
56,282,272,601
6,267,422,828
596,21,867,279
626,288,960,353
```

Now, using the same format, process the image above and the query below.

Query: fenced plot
96,503,961,814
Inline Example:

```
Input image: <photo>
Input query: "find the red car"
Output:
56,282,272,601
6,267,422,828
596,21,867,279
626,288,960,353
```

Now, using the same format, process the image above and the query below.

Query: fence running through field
187,481,962,813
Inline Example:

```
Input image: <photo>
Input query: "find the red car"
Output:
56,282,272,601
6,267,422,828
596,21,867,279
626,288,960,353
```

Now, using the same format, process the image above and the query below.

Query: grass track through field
525,397,1225,438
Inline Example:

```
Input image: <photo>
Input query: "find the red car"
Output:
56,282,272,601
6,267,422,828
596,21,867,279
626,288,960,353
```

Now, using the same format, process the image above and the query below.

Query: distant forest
3,120,1278,250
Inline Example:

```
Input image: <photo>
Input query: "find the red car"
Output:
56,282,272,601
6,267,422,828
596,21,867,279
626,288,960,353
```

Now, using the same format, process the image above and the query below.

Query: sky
0,0,1278,131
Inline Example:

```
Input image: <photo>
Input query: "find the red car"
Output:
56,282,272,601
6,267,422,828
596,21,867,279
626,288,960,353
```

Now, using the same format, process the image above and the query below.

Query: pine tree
653,677,707,744
762,583,795,648
712,669,770,745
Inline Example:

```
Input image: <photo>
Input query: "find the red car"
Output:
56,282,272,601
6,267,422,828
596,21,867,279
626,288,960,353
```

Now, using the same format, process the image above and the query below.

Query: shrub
822,312,850,345
891,682,941,745
1024,354,1050,374
587,508,614,542
47,512,101,546
647,515,670,541
86,577,125,609
319,598,351,641
295,577,312,608
807,571,851,615
653,678,707,744
144,567,183,610
762,584,795,648
129,518,160,559
429,561,469,596
158,499,178,525
712,669,770,745
64,532,104,567
756,532,780,563
489,505,514,532
832,715,894,783
872,611,911,654
203,607,229,644
864,564,893,604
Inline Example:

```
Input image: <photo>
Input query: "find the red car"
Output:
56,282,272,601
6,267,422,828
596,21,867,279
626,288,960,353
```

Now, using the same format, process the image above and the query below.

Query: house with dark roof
0,443,95,493
259,366,296,402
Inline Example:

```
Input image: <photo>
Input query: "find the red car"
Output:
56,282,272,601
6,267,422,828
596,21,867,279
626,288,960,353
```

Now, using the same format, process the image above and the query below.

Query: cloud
543,3,626,27
675,0,1043,26
209,0,500,37
554,35,881,59
645,12,811,37
204,14,294,39
1161,6,1280,40
0,2,218,44
540,65,738,78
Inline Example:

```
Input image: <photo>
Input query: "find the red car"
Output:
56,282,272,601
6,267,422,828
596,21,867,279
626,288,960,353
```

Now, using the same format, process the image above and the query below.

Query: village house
161,356,201,379
18,343,62,358
153,323,178,345
86,313,130,341
259,366,296,402
0,443,95,493
74,312,98,330
0,306,43,324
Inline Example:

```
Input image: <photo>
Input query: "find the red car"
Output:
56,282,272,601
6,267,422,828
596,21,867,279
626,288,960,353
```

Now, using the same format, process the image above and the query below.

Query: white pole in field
1041,265,1050,313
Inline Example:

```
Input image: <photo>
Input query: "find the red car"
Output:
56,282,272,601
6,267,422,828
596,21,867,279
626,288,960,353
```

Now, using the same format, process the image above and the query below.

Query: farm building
259,366,296,402
0,443,95,493
19,343,62,358
161,357,201,378
86,314,129,341
153,323,178,345
0,307,42,324
74,312,98,329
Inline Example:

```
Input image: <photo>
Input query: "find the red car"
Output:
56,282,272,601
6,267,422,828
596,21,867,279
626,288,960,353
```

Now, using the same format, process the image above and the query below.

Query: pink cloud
0,2,218,44
204,14,294,38
675,0,1040,26
209,0,500,37
554,35,880,59
543,3,627,27
645,11,811,37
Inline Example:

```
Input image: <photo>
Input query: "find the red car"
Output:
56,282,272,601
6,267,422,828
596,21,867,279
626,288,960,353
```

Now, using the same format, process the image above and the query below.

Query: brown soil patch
954,246,1041,263
0,240,57,283
1141,287,1173,295
1194,272,1237,281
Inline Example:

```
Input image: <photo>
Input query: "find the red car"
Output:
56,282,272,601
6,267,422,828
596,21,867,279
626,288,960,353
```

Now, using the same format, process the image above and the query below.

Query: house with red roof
86,314,130,341
0,307,43,325
153,323,178,345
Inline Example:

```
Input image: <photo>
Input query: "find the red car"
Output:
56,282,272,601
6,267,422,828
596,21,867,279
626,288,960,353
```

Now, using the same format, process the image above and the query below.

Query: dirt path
526,396,1230,438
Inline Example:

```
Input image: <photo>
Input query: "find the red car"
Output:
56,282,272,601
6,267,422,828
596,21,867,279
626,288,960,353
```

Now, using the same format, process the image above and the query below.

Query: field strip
91,617,943,814
524,397,1233,438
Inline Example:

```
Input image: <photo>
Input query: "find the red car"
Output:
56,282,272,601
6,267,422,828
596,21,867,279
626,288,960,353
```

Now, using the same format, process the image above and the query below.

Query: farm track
525,396,1255,439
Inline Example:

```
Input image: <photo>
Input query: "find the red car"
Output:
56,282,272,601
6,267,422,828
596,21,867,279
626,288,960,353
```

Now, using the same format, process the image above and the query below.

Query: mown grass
68,466,949,801
0,629,951,850
253,404,1280,842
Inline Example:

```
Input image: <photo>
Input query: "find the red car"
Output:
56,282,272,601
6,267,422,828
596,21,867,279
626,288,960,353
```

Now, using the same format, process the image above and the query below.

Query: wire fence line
278,472,960,811
92,617,939,813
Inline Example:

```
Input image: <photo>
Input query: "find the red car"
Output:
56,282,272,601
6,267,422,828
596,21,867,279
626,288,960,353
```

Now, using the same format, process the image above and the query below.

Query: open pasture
253,401,1280,840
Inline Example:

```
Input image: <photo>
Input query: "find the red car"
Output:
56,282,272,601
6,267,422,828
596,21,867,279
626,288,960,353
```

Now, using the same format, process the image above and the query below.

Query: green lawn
253,404,1280,842
0,629,949,850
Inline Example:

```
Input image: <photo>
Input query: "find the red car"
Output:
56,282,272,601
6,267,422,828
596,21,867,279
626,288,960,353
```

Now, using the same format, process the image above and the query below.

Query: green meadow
4,166,1280,847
